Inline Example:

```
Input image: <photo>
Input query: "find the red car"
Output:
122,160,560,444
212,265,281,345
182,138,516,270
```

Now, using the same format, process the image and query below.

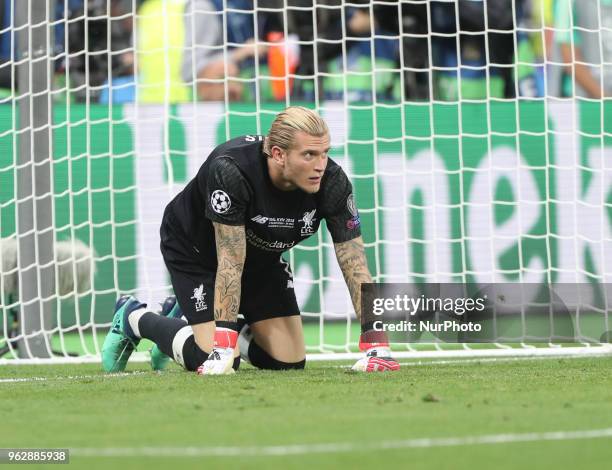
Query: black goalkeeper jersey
163,135,362,271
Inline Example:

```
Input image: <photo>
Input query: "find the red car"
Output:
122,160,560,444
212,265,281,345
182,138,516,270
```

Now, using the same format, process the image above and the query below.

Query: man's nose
314,156,326,171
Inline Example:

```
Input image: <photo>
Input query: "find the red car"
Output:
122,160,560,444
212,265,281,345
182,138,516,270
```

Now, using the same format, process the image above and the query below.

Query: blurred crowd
0,0,610,103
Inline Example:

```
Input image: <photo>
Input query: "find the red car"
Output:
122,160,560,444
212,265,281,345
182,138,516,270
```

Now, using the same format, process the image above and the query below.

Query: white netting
1,0,612,363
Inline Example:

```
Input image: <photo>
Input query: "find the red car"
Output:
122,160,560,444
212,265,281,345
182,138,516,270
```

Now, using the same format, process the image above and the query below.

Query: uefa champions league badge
211,190,231,214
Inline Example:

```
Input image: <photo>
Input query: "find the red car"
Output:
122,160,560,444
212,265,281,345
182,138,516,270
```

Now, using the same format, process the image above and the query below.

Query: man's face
281,131,330,193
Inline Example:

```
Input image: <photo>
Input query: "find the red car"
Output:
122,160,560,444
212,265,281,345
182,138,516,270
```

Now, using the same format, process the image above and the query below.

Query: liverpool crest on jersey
191,284,208,312
299,209,317,236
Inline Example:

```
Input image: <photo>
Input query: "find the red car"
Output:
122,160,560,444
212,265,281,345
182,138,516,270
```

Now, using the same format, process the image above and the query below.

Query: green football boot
150,295,184,371
101,295,146,372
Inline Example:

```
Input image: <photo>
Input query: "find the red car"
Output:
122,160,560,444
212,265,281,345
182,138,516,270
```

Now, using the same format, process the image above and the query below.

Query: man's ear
270,145,285,165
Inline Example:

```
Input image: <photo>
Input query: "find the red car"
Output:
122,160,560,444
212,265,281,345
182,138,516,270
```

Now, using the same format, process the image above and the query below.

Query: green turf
1,357,611,469
36,317,610,359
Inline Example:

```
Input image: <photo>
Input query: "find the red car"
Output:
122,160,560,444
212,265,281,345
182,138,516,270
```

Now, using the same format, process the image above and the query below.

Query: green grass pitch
1,356,611,469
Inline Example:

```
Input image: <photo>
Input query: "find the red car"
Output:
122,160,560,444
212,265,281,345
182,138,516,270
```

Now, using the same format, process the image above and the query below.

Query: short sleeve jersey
164,135,361,271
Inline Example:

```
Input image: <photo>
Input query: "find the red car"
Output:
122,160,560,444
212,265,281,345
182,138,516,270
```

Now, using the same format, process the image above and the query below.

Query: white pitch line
333,353,610,368
1,353,607,383
0,358,539,383
71,428,612,458
0,371,147,384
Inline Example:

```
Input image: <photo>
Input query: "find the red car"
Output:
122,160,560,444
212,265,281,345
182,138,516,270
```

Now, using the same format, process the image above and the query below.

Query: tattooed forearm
334,237,373,322
213,222,246,323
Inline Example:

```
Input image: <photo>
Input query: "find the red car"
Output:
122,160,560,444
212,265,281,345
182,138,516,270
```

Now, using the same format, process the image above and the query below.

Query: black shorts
160,218,300,326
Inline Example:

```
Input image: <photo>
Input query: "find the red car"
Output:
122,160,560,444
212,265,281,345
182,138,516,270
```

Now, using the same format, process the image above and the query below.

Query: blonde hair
265,106,329,154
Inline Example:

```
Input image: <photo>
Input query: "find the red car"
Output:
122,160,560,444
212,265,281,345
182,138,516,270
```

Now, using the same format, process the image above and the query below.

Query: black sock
138,313,187,357
181,335,209,371
138,313,240,372
182,336,241,372
247,340,305,370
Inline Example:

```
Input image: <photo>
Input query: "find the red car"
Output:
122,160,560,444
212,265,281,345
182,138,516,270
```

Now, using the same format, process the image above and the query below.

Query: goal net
1,0,612,364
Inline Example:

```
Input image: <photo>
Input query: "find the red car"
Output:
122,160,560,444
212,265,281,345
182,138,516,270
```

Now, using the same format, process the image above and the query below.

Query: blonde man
102,107,399,374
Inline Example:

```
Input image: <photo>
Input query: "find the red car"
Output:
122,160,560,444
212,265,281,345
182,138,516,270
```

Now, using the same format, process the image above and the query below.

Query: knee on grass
247,340,306,370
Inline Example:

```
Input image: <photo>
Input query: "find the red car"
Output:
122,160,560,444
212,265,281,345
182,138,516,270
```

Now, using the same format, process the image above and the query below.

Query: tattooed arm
213,222,246,324
334,236,373,324
335,236,400,372
197,222,246,375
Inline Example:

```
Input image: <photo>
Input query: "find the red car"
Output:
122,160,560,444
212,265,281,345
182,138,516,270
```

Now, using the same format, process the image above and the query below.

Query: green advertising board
1,101,611,325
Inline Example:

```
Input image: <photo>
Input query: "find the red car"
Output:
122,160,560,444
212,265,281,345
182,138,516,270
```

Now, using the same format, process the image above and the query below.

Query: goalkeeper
101,106,399,375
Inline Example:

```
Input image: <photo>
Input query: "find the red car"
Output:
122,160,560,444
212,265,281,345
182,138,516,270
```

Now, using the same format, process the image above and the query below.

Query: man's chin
302,184,321,194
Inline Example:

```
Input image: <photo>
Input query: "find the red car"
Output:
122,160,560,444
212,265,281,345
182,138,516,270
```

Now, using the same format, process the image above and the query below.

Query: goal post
1,0,611,364
15,0,55,358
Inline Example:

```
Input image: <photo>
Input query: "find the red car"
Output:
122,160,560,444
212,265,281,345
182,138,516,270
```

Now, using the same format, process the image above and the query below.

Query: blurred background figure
430,0,540,100
2,0,586,103
181,0,283,102
98,0,138,103
321,1,400,102
287,0,405,102
137,0,189,103
554,0,612,98
0,0,15,95
0,1,89,100
284,0,341,101
64,0,136,103
363,0,430,101
529,0,555,97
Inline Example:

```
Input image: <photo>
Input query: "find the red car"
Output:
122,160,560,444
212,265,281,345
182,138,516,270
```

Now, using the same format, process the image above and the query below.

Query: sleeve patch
346,215,361,230
347,194,358,216
210,189,232,214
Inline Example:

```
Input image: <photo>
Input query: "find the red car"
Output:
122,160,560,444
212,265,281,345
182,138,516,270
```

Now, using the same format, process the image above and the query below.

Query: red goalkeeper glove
351,330,400,372
197,328,237,375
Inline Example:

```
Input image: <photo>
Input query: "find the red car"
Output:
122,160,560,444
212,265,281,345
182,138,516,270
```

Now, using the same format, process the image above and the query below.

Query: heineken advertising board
1,101,610,323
